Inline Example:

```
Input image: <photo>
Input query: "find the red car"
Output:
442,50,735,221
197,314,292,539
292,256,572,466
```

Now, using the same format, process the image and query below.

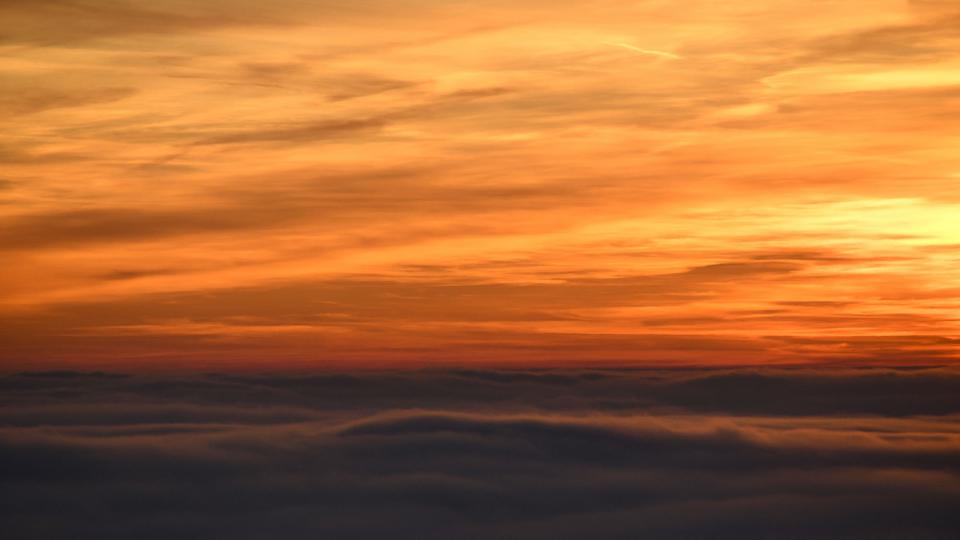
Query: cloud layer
3,367,960,539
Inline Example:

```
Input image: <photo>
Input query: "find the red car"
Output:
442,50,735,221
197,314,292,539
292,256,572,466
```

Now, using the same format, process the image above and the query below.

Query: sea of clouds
3,366,960,539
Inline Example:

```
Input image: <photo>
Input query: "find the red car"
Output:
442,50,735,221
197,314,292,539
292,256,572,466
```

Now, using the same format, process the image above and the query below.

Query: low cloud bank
2,367,959,539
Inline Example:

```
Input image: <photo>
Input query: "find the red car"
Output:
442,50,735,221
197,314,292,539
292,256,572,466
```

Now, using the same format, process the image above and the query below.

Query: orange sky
2,0,960,370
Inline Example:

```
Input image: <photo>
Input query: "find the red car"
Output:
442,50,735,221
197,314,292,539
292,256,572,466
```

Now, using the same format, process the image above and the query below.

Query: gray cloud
5,367,960,423
0,0,303,45
196,117,389,146
3,368,960,539
800,13,960,64
0,0,471,46
0,81,137,117
0,207,293,251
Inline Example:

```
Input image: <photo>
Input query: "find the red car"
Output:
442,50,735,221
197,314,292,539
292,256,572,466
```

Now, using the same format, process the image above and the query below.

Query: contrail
606,42,682,59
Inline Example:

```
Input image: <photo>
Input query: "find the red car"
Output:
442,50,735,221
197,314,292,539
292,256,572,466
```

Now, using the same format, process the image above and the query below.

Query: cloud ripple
2,368,959,539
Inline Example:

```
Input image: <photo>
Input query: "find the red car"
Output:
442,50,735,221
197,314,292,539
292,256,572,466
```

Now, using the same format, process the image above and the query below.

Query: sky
4,4,960,537
3,0,960,370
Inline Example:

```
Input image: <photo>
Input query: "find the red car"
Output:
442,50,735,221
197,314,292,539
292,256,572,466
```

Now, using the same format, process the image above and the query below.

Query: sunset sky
3,0,960,370
5,4,960,539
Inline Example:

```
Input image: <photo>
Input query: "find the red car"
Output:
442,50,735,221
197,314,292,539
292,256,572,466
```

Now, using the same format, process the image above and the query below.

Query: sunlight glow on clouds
1,0,959,369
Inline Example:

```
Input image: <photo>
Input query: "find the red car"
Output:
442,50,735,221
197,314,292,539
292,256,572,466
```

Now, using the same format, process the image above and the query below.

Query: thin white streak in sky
606,42,682,59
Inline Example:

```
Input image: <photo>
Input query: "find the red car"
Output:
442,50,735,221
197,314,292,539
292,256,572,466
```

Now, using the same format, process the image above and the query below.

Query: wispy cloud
605,42,682,59
2,0,959,368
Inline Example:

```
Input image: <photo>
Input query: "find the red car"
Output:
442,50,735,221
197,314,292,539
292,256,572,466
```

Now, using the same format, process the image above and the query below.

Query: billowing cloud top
2,0,960,369
3,367,960,538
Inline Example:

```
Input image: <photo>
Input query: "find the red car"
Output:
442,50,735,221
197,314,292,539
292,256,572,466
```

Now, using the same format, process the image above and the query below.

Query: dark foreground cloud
2,367,960,539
